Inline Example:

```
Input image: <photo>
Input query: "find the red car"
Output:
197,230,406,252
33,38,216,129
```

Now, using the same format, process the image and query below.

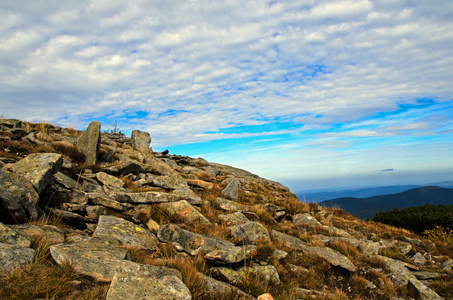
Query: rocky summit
0,118,452,300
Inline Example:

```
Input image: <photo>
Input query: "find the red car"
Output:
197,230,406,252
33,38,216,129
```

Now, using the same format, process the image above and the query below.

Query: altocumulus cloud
1,0,453,190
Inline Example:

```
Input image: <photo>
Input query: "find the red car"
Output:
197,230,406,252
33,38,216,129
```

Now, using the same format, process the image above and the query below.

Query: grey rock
412,271,443,280
412,252,427,265
440,258,453,271
293,213,321,227
106,274,191,300
152,172,189,190
10,153,63,194
174,188,202,205
204,245,257,264
49,190,89,205
229,221,271,244
0,168,40,223
219,211,249,225
0,242,35,274
221,178,240,200
53,172,81,190
92,215,158,250
96,172,125,190
408,277,444,300
116,191,179,204
157,224,235,256
272,230,355,272
90,195,133,211
10,224,65,245
103,161,146,177
160,200,211,225
50,238,180,282
77,121,101,165
201,274,255,300
131,130,152,153
379,256,412,286
0,222,31,247
86,205,108,219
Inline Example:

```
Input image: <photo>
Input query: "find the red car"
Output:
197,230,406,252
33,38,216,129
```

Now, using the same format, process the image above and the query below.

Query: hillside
0,118,452,300
319,186,453,220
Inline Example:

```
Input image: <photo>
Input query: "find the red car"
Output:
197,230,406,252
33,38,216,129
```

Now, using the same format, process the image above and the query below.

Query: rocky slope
0,118,452,300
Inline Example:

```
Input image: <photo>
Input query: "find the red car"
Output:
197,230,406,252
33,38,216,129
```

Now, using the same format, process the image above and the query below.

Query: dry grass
51,142,85,164
428,275,453,299
196,171,213,182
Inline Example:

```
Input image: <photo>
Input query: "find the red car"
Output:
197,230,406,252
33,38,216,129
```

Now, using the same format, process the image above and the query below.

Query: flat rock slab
174,188,202,205
219,211,249,225
0,242,35,274
201,274,255,300
185,179,214,190
160,200,211,225
116,191,179,204
205,245,257,264
229,221,271,244
10,153,63,194
0,222,31,247
272,230,356,272
106,273,191,300
10,224,65,245
93,215,158,250
215,197,251,212
50,238,180,282
157,224,235,256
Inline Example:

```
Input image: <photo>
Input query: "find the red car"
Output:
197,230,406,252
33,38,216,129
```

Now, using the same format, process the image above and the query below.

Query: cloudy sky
1,0,453,192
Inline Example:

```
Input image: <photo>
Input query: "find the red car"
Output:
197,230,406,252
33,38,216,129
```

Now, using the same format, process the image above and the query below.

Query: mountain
298,185,420,203
319,186,453,220
0,118,452,299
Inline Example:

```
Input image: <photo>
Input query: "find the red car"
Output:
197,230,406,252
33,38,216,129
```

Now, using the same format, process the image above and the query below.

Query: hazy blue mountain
318,186,453,220
298,181,453,203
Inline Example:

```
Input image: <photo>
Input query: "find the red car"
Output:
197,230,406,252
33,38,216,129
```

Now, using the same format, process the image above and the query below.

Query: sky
1,0,453,192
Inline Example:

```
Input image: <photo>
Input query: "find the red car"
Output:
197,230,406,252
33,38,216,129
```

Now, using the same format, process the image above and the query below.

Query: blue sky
1,0,452,191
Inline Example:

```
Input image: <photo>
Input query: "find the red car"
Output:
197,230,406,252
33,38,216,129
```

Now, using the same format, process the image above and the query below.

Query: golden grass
378,247,412,264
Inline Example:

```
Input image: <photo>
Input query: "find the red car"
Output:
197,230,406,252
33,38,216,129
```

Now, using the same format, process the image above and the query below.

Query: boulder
131,130,152,153
0,168,41,223
0,242,35,274
106,273,191,300
92,215,158,250
50,238,179,282
272,230,356,272
10,153,63,194
219,211,249,225
174,188,202,205
10,224,65,245
102,161,146,177
116,191,179,204
201,274,254,300
91,195,133,211
77,121,101,165
221,178,240,200
96,172,125,189
86,205,108,219
408,277,444,300
292,213,321,227
160,200,211,225
229,221,271,244
153,172,189,190
157,224,235,256
0,222,31,247
204,245,257,264
185,179,214,190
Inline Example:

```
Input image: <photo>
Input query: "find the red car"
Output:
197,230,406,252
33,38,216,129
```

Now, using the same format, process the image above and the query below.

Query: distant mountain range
297,181,453,203
318,186,453,220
